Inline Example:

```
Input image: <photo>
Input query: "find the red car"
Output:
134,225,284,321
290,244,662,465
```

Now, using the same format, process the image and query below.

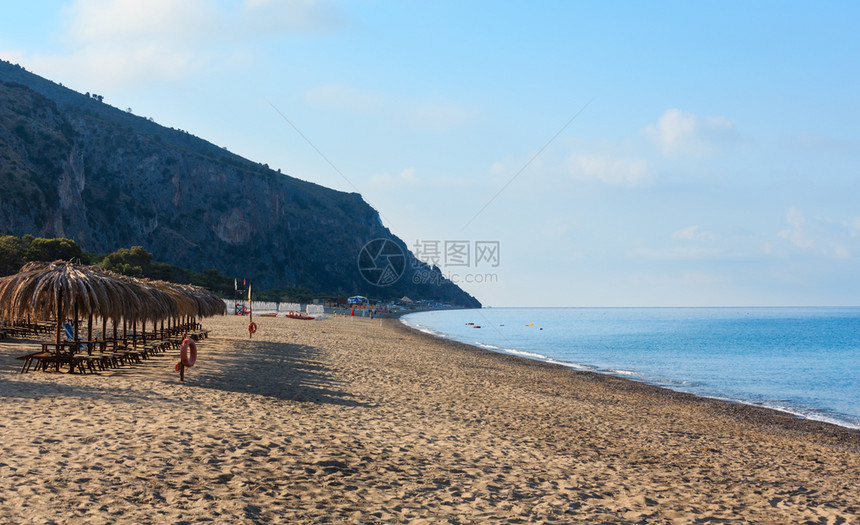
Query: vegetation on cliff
0,235,319,302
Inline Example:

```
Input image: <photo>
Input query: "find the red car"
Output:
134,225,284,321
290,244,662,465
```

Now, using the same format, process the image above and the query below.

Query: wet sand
1,314,858,523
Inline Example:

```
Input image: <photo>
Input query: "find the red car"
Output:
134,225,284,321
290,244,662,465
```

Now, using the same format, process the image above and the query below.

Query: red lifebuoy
248,321,257,334
180,338,198,367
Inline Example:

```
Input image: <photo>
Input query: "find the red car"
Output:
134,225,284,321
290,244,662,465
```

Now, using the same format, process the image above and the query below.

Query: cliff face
0,60,480,307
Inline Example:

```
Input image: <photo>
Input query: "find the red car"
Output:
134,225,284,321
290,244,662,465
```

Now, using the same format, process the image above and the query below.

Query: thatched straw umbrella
149,281,225,335
0,260,224,354
180,284,227,318
140,279,196,338
96,271,177,346
0,261,173,351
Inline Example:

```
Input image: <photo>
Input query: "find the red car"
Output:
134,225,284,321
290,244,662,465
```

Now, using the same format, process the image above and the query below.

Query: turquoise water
401,307,860,429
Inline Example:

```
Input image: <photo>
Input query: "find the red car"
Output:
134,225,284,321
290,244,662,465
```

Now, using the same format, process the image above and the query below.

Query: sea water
401,307,860,429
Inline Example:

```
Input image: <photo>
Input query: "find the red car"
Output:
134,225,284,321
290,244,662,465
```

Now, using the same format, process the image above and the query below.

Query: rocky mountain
0,59,480,307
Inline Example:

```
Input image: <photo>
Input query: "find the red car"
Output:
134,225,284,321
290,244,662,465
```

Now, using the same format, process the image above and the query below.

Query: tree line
0,234,322,303
0,235,235,297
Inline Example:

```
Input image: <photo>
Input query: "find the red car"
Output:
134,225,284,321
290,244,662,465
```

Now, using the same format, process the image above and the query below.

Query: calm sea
401,307,860,429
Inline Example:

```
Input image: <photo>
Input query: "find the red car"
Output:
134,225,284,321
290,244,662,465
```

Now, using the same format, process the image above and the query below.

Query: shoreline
391,318,860,452
1,314,858,522
399,308,860,433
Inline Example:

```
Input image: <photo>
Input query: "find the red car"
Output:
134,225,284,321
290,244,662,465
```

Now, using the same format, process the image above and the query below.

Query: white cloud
304,84,383,113
64,0,218,42
644,109,740,157
369,167,419,187
566,153,650,187
12,0,342,87
672,225,716,241
45,0,225,86
774,208,854,259
777,208,814,249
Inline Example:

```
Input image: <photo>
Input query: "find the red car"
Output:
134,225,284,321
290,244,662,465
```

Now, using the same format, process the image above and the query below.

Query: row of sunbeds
16,329,210,374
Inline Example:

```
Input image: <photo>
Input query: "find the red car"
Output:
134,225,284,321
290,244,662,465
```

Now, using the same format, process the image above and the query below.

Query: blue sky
2,1,859,306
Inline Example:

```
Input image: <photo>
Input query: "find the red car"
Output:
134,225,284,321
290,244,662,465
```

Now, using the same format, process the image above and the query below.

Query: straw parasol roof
142,280,227,318
100,271,177,322
143,279,198,318
0,260,148,323
0,260,225,326
172,283,227,318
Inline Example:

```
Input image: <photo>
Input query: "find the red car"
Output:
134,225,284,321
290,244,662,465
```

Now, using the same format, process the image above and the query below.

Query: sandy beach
1,314,858,523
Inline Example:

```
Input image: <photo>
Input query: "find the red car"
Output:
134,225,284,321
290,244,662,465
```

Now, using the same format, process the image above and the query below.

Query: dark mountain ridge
0,59,480,307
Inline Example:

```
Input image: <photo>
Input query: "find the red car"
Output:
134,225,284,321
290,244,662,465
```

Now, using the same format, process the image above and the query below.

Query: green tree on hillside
24,237,83,262
0,235,25,275
0,235,86,276
100,245,153,277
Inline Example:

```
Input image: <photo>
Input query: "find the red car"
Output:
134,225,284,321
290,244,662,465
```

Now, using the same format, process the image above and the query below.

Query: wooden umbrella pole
87,313,93,355
55,298,63,350
73,303,79,344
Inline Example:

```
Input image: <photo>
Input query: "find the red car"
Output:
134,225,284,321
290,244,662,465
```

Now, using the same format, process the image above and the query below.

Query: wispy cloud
773,208,853,259
566,153,650,187
369,167,474,191
630,225,726,262
369,167,420,188
672,225,716,241
777,208,814,249
644,109,740,157
11,0,342,87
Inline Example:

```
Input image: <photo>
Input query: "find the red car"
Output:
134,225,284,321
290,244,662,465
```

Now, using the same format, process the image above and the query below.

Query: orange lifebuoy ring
180,338,197,367
248,321,257,334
